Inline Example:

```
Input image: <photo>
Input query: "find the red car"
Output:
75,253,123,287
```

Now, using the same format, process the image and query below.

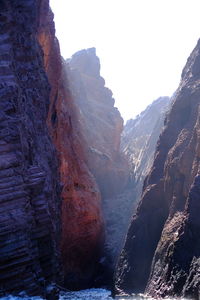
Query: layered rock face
121,96,171,202
0,0,104,295
115,39,200,299
38,3,104,291
0,0,61,296
66,48,129,199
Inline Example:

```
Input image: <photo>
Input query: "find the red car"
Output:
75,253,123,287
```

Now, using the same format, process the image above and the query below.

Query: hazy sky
50,0,200,121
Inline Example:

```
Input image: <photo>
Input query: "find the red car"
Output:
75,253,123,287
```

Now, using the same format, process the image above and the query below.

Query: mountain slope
121,96,171,201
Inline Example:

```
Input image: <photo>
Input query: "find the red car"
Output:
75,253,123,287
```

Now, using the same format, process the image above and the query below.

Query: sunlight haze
49,0,200,121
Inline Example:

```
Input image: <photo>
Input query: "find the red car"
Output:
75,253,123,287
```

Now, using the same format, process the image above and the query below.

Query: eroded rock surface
115,40,200,299
66,48,129,199
121,96,171,201
102,97,171,270
38,4,104,291
66,49,130,274
0,0,104,295
0,0,61,296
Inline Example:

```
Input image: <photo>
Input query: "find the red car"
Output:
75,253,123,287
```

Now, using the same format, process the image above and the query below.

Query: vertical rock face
115,39,200,299
38,5,104,290
0,0,60,296
66,49,129,274
66,48,129,199
0,0,104,295
121,96,171,202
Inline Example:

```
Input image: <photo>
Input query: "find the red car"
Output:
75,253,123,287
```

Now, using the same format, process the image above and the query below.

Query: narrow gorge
0,1,200,300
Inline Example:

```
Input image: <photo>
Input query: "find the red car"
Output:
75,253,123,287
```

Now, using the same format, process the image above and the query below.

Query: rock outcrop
66,48,129,199
0,0,104,295
65,49,130,275
121,96,171,202
115,39,200,299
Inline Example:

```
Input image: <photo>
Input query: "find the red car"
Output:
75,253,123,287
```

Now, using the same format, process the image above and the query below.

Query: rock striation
115,39,200,299
0,0,104,295
121,96,171,203
0,0,61,296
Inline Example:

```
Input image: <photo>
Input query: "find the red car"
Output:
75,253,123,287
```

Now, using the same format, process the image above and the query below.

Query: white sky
49,0,200,121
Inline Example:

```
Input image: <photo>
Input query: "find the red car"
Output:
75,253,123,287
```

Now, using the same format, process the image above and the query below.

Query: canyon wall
115,39,200,299
38,1,105,291
121,96,171,202
66,49,130,274
0,0,104,295
0,0,61,296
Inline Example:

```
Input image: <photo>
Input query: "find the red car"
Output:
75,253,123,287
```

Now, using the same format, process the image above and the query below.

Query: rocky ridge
115,39,200,299
66,48,129,199
121,96,171,202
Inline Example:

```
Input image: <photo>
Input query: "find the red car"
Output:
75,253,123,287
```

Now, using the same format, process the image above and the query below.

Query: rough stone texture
65,49,130,275
38,6,104,290
0,0,61,296
102,97,171,271
0,0,105,295
121,96,171,202
115,39,200,299
66,48,129,199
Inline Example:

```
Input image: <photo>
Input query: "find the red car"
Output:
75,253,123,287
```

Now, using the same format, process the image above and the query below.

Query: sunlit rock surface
121,96,171,201
0,0,104,295
115,39,200,299
66,48,129,199
38,2,104,291
65,48,130,274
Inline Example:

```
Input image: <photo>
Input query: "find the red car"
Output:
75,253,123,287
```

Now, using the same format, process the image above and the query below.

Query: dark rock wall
104,96,171,273
115,39,200,299
0,0,61,296
0,0,105,295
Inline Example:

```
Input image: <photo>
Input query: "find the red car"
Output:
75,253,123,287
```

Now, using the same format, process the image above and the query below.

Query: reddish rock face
66,48,129,199
115,39,200,299
65,49,130,275
38,2,104,290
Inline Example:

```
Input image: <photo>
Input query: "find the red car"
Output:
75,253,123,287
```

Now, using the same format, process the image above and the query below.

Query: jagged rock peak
66,48,128,199
122,96,171,185
68,47,101,79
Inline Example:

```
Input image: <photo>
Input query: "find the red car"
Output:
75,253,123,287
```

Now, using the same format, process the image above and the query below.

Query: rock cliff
66,48,129,199
121,96,171,202
38,5,104,291
0,0,104,296
115,39,200,299
65,49,130,275
0,0,61,296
